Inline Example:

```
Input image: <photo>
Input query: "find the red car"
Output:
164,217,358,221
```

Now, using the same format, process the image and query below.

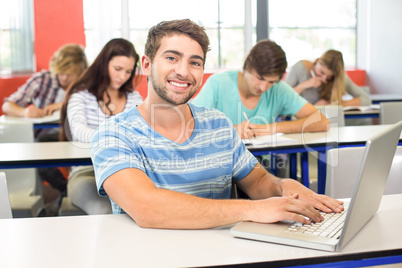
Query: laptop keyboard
286,209,348,238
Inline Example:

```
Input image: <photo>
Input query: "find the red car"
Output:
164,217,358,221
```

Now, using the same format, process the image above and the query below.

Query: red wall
345,69,366,87
0,0,85,115
33,0,86,71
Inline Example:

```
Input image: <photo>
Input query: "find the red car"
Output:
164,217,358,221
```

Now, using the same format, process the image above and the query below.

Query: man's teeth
170,81,187,88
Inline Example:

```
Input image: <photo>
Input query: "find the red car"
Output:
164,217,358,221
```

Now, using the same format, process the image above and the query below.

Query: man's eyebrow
163,50,182,57
162,50,204,63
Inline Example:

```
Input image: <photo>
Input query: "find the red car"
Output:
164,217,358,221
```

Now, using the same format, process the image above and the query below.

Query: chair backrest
0,172,12,219
317,105,345,127
380,101,402,124
0,120,43,217
0,120,34,143
325,146,402,199
0,121,37,194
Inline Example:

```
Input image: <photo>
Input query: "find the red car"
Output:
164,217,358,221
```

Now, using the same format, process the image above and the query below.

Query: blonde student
285,49,371,107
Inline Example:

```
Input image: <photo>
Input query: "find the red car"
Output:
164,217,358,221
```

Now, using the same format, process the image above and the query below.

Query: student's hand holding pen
234,120,256,139
308,70,322,88
24,104,46,118
239,112,277,138
249,123,276,137
238,112,255,139
43,102,62,115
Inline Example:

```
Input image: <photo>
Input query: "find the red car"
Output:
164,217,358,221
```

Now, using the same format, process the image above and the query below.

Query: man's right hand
248,194,324,225
308,77,322,88
24,105,46,118
234,120,256,139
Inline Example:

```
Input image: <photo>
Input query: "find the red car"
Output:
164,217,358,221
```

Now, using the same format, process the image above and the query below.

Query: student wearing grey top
285,49,370,107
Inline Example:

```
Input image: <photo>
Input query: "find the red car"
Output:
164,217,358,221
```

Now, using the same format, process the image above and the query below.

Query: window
84,0,256,71
268,0,357,68
83,0,357,71
0,0,34,75
83,0,122,64
129,0,256,71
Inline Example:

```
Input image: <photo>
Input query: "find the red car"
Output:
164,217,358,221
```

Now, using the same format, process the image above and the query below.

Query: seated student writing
90,19,343,229
192,39,329,139
2,44,87,119
60,38,143,214
1,44,88,199
285,49,371,107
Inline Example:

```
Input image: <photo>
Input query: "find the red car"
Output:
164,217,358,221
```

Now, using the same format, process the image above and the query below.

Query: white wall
358,0,402,94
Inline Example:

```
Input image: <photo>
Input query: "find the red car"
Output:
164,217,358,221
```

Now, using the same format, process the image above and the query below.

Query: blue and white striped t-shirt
90,103,258,214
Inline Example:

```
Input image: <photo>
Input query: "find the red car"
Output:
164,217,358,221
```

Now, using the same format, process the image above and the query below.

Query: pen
243,112,255,138
243,112,250,123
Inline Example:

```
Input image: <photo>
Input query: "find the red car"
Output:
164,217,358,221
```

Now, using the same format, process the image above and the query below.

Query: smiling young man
90,19,343,230
192,40,329,139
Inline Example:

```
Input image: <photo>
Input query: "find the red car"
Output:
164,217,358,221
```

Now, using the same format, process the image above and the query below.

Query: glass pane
0,31,11,73
128,0,246,70
0,0,34,74
84,0,121,63
130,29,148,60
269,0,356,28
129,0,213,29
84,0,121,29
204,29,219,70
85,29,122,64
220,0,244,28
270,28,356,68
220,28,245,69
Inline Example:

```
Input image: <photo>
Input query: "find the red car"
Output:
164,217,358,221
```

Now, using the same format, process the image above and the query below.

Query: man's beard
150,74,198,105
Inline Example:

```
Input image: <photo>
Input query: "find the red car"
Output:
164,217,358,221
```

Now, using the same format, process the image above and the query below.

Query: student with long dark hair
60,38,143,214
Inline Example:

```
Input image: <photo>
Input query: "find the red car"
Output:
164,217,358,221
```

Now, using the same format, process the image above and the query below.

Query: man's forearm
1,101,25,117
124,188,254,229
275,114,329,133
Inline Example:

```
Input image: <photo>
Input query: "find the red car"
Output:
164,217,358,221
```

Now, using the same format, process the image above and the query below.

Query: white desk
1,125,399,193
0,194,401,267
344,109,379,119
247,124,400,151
0,114,60,129
0,141,91,169
247,124,402,193
371,93,402,104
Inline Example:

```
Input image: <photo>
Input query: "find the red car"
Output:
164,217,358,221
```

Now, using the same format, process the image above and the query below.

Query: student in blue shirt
192,40,329,139
90,19,343,229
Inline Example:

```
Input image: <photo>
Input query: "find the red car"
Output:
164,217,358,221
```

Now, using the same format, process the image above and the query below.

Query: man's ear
141,55,151,76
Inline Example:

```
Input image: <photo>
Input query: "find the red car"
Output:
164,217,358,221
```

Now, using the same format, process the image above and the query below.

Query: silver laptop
231,122,402,252
0,172,12,219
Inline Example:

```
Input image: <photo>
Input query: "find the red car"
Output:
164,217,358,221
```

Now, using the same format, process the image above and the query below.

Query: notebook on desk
242,133,297,147
0,110,60,124
343,104,380,112
231,121,402,252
